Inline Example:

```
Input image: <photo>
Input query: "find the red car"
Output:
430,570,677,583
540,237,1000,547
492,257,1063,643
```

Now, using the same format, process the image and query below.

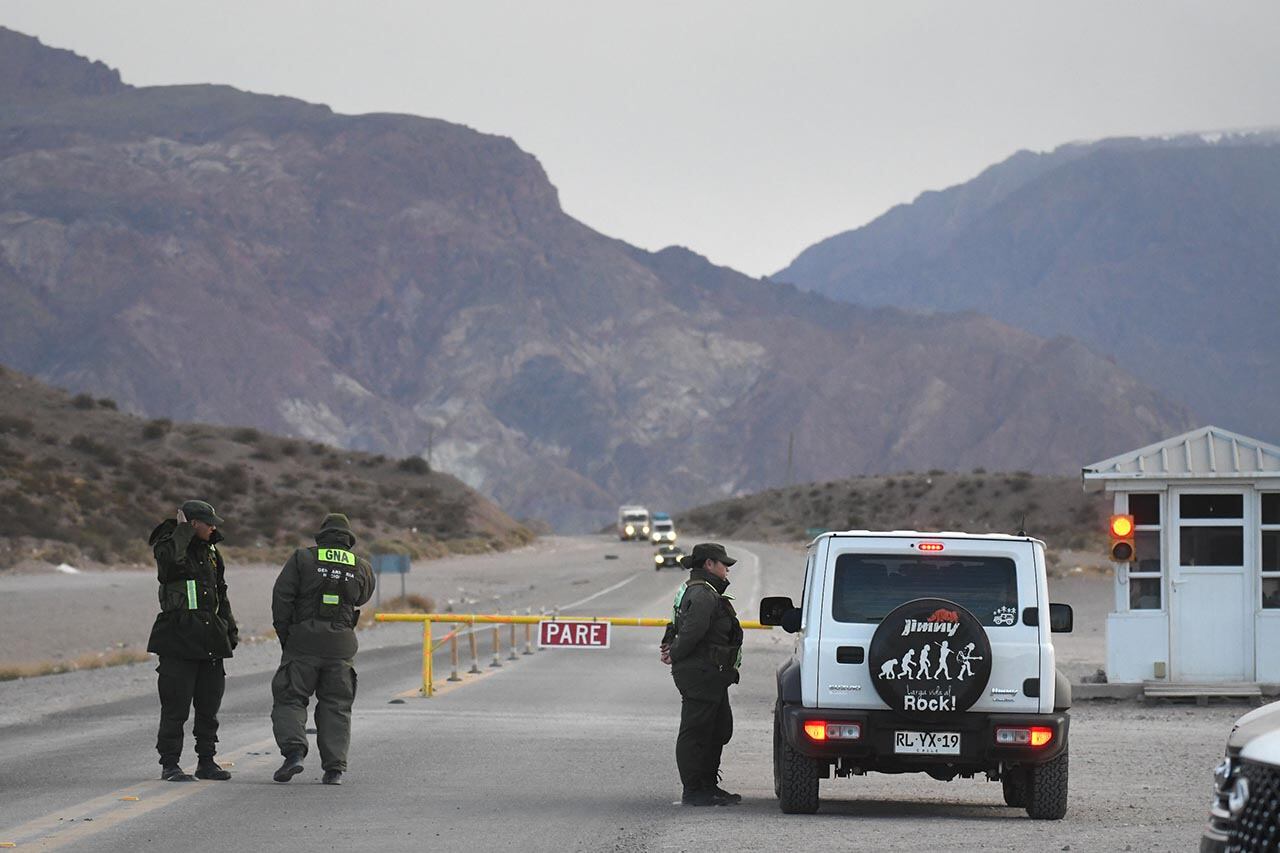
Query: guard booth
1083,426,1280,687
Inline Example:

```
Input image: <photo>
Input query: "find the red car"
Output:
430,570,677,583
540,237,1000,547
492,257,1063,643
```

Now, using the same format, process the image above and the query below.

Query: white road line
557,573,639,611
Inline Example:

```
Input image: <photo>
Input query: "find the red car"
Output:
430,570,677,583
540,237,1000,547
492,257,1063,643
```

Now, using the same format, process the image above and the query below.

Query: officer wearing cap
660,542,745,806
146,500,239,782
270,513,375,785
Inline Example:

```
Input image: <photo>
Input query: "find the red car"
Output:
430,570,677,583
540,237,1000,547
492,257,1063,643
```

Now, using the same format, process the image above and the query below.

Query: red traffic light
1108,514,1135,561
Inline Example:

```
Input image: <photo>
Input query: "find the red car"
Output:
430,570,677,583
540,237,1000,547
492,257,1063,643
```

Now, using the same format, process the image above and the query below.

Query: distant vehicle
1200,699,1280,851
654,544,684,570
650,513,677,544
617,505,650,541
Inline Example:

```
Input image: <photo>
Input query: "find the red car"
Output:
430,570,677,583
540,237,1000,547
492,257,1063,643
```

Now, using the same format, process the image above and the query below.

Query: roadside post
371,553,411,605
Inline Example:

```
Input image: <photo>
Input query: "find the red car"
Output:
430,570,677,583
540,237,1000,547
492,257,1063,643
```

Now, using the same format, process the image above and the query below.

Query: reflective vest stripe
317,548,355,566
322,593,340,605
185,579,198,610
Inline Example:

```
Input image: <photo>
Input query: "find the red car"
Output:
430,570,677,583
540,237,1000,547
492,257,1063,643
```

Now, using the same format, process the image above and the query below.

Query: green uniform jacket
662,568,743,700
272,531,376,660
146,519,238,660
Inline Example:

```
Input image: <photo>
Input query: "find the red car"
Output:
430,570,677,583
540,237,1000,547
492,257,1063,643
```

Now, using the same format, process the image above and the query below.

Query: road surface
0,538,1242,851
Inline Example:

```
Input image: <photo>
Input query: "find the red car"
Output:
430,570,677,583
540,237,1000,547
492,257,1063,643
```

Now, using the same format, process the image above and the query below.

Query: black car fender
777,656,802,704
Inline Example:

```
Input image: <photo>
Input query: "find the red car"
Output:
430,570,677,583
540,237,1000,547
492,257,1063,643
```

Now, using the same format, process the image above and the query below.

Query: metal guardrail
375,612,773,696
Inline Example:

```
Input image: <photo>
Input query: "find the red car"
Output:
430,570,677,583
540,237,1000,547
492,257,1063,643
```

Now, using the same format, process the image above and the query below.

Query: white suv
761,531,1073,819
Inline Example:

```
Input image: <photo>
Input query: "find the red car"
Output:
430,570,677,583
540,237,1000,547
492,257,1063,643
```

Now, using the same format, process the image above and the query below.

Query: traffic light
1109,514,1135,561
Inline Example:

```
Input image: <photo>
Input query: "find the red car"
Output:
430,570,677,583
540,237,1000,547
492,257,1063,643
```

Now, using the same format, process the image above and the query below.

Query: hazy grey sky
3,1,1278,276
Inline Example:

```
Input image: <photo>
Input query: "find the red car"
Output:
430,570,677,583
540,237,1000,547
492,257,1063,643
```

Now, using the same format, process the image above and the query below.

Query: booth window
1128,492,1162,610
1263,493,1280,609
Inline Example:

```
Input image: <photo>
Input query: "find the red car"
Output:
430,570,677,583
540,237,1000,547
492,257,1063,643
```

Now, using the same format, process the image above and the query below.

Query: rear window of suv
831,553,1019,626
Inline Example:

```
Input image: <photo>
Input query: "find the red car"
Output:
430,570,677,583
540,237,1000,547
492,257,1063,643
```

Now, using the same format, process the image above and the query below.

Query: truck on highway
617,506,650,541
760,530,1074,819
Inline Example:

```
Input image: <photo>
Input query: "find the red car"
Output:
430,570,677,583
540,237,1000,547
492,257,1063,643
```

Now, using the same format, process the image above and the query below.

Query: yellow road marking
0,736,278,851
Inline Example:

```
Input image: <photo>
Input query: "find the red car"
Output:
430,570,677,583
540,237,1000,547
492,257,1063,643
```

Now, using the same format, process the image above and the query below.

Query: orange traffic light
1109,514,1135,561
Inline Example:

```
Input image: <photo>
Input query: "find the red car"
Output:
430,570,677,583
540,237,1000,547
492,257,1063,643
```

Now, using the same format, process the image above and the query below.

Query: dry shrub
360,593,435,626
141,418,171,439
397,455,431,475
0,648,150,681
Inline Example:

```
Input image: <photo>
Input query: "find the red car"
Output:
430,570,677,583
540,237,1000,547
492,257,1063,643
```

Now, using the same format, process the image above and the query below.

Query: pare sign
538,620,611,649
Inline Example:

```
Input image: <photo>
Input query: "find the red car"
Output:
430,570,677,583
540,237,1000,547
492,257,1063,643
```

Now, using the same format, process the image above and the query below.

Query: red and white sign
539,620,611,649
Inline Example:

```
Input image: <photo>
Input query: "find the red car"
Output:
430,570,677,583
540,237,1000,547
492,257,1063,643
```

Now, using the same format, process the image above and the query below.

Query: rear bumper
780,704,1069,771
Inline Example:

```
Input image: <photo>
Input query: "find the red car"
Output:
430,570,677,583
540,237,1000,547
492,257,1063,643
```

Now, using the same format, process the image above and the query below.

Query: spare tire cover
868,598,992,714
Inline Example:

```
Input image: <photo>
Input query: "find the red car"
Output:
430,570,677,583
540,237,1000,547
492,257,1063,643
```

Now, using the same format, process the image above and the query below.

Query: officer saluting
660,542,744,806
146,500,238,782
270,513,375,785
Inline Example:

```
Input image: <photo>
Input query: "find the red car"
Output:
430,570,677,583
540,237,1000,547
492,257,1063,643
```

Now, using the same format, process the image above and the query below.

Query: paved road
0,539,1242,851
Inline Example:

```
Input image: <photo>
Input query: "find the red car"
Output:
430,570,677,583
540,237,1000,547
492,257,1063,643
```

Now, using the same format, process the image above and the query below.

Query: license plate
894,730,961,755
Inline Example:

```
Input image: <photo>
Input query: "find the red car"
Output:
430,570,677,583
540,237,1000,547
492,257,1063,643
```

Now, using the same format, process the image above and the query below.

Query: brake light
918,542,944,552
803,721,827,741
995,726,1054,748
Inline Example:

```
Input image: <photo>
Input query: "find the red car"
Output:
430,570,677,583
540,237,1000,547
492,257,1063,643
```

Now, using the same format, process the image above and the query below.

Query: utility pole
786,431,794,488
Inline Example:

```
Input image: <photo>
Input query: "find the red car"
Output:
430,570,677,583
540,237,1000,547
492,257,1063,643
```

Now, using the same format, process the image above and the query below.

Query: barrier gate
375,612,773,696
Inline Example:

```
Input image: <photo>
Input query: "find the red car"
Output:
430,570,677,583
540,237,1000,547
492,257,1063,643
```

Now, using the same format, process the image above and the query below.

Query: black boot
161,764,195,782
681,787,727,806
273,753,304,783
709,772,741,803
194,757,231,781
708,784,741,803
322,769,344,786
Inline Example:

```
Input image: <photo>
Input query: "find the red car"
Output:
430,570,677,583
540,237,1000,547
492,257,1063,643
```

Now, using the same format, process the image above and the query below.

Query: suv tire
1024,751,1068,820
774,707,820,814
1001,767,1028,807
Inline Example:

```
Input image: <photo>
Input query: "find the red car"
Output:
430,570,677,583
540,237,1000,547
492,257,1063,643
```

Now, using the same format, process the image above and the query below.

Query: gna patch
318,548,356,566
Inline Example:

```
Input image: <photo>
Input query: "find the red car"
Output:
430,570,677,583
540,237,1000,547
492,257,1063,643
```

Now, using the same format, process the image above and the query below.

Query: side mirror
1049,603,1074,633
760,596,802,633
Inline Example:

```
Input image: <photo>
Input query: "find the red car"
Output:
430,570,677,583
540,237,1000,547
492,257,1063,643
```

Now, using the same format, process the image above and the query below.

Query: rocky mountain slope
0,365,529,568
776,133,1280,442
0,28,1194,529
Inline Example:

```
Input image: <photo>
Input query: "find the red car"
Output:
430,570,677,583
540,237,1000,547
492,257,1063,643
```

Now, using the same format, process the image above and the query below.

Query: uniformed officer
146,500,238,782
270,513,375,785
660,542,744,806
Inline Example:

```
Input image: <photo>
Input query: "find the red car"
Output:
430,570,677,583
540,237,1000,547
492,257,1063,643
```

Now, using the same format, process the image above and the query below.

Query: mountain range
0,28,1193,530
776,132,1280,443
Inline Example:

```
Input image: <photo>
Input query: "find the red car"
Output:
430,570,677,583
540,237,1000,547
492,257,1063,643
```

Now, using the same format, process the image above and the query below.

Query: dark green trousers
676,687,733,791
270,650,357,771
156,656,224,765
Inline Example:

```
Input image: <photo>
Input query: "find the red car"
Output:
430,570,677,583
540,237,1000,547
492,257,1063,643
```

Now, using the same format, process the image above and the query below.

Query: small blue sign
372,553,411,575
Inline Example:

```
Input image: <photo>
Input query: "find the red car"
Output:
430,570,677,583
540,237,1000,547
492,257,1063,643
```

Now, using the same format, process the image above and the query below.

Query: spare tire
868,598,992,715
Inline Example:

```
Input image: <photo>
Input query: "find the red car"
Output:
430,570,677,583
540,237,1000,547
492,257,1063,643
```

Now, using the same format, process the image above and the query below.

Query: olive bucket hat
181,499,224,526
317,512,356,543
680,542,737,570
